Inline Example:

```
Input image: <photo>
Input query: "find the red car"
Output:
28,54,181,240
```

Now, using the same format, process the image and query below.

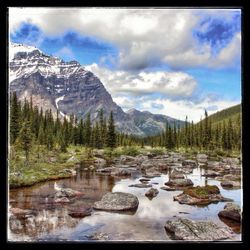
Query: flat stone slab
93,192,139,211
160,186,177,191
165,218,233,240
218,203,241,222
129,183,152,188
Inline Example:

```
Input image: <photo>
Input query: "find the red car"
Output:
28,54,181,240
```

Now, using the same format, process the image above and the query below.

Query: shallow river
8,164,242,242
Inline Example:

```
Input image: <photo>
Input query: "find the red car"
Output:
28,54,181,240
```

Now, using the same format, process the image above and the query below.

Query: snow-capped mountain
9,42,184,136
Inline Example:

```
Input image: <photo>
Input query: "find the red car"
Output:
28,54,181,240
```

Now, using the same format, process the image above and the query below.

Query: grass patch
183,185,220,199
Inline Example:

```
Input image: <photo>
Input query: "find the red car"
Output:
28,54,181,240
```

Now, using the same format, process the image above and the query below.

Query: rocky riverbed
8,152,242,242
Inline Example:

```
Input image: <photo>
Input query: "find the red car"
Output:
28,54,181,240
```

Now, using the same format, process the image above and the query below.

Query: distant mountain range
9,42,187,136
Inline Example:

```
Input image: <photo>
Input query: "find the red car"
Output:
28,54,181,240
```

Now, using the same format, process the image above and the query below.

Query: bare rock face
9,43,185,136
165,218,233,240
173,185,233,205
218,203,241,222
93,192,139,211
145,188,159,199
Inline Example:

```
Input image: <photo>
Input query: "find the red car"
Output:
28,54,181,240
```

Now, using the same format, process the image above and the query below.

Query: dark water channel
8,162,242,242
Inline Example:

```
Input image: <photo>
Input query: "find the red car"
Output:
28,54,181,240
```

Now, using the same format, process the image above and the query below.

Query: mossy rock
183,185,220,199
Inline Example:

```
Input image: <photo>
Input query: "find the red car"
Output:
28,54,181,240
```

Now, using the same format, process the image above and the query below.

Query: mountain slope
208,104,241,126
127,108,185,135
9,42,185,136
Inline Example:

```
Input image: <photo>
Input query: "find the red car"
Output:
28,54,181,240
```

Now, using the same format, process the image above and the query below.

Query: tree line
135,109,241,152
10,92,116,161
10,91,241,163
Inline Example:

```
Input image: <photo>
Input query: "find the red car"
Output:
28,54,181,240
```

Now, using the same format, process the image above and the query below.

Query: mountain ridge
9,42,185,136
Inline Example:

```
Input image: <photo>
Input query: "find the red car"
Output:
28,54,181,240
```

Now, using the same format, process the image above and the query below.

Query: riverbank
9,145,241,189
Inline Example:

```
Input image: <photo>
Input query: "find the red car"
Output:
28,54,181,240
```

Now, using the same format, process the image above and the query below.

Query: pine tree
106,111,116,148
85,113,92,147
10,92,21,144
17,119,33,164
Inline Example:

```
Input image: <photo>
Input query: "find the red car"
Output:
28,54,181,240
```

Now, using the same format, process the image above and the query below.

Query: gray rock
93,192,139,211
139,178,150,182
202,170,221,177
145,188,159,199
111,167,137,176
221,157,240,165
160,186,177,191
94,157,107,168
218,203,241,222
222,174,241,181
165,178,194,187
129,183,152,188
197,153,208,163
221,181,241,188
67,156,80,163
170,169,185,179
165,218,233,240
182,160,197,168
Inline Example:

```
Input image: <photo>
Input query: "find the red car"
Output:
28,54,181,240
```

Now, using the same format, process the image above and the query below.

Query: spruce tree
10,92,21,144
17,119,33,164
106,111,116,148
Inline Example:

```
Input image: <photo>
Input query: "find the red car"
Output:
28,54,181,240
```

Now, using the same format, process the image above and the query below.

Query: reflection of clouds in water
9,168,242,241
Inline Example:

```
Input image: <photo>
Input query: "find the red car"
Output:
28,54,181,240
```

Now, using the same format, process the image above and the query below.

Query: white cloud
85,63,197,98
54,46,75,60
141,97,240,122
9,8,241,70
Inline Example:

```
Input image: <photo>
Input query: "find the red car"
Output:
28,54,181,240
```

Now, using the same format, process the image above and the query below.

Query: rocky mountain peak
9,42,185,136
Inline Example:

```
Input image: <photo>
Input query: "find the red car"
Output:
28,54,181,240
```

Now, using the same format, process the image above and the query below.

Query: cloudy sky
9,8,241,122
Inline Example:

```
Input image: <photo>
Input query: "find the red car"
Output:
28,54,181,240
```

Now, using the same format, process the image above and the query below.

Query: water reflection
9,165,242,241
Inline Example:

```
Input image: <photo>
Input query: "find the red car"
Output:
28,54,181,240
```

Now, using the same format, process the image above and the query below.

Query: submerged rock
145,188,159,199
173,185,232,205
165,178,194,187
218,203,241,222
68,206,92,218
93,192,139,211
221,181,241,188
165,218,233,240
10,207,37,219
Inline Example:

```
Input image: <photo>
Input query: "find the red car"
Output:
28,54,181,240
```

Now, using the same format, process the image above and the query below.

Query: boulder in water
218,203,241,222
93,192,139,211
145,188,159,199
165,218,233,240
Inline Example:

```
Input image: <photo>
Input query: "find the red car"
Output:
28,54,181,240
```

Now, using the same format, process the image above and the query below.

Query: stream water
8,164,242,242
